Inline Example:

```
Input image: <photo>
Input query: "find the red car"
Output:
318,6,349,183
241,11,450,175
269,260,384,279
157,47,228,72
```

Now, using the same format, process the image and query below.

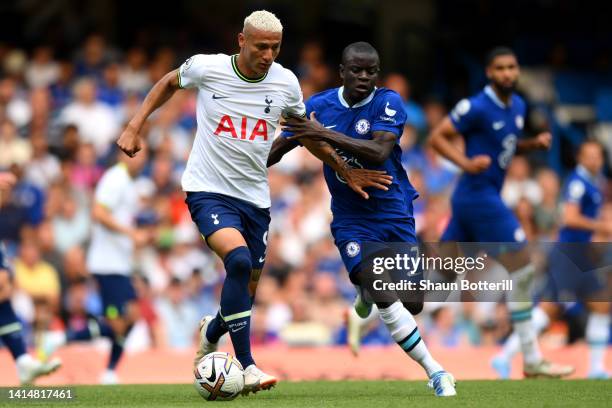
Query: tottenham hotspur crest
355,119,370,135
264,96,273,113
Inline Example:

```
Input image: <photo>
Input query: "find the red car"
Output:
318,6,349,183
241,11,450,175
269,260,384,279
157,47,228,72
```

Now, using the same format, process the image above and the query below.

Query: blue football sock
206,310,227,343
107,323,132,370
220,246,254,368
0,301,26,360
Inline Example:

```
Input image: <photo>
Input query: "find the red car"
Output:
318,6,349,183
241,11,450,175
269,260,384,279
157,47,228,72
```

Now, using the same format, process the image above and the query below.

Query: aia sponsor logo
213,115,269,141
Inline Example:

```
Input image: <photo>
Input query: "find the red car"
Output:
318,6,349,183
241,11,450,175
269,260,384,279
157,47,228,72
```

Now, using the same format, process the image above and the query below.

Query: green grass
1,380,611,408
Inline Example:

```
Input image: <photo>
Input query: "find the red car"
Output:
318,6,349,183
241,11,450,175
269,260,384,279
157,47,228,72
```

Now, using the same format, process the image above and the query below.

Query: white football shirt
178,53,305,208
87,163,139,275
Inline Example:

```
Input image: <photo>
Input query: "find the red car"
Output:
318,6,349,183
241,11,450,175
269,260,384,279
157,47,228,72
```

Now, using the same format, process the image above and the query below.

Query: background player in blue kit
269,42,456,397
0,171,61,384
556,141,610,378
493,141,611,378
429,47,574,378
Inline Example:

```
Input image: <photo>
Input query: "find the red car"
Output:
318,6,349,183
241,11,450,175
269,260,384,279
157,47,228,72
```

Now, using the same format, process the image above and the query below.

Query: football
193,352,245,401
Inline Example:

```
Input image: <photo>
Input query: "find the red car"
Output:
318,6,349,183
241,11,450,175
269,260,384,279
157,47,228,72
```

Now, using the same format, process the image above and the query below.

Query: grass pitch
1,380,610,408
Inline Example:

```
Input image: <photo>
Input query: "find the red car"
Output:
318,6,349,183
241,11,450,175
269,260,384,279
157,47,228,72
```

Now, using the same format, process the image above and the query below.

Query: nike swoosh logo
212,94,228,100
231,326,246,333
205,356,216,382
259,256,266,263
324,125,337,129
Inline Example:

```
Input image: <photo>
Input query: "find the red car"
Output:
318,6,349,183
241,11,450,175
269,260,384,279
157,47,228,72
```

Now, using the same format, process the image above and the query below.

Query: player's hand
534,132,552,150
117,124,143,158
0,172,16,189
344,168,393,199
129,228,150,247
464,155,491,174
600,222,612,237
283,112,327,141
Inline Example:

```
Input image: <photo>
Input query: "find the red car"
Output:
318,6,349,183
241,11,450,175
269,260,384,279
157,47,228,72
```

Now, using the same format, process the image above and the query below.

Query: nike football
194,352,245,401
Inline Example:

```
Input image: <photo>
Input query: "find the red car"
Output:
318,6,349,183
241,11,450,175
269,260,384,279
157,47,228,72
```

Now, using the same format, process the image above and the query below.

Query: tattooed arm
300,138,392,199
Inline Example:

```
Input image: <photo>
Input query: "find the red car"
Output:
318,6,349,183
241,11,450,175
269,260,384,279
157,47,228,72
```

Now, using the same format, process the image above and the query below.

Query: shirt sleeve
279,98,313,148
371,91,407,136
95,169,123,210
564,178,586,204
177,54,210,89
450,98,479,135
281,70,306,118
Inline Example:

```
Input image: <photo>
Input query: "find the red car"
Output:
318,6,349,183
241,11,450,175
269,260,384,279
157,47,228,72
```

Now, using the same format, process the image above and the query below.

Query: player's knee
587,301,610,314
0,271,12,301
223,246,252,277
403,301,424,315
125,302,140,325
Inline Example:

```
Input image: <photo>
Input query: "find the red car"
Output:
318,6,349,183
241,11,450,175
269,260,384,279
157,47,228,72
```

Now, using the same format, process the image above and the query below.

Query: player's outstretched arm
91,202,150,246
563,202,612,235
268,129,392,198
516,131,552,153
117,69,182,157
299,138,393,199
429,117,491,174
267,136,298,167
283,112,395,166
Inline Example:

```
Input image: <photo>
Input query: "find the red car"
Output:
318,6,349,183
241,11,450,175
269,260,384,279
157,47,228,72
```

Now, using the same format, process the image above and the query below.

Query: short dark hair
579,139,604,155
485,46,516,66
341,41,379,64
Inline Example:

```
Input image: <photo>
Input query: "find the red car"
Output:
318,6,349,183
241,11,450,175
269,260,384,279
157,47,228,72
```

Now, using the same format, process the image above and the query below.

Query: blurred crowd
0,35,610,354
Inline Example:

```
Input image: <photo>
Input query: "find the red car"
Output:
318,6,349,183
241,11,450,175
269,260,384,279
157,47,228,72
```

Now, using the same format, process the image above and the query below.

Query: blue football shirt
284,87,418,220
558,166,604,242
450,85,527,197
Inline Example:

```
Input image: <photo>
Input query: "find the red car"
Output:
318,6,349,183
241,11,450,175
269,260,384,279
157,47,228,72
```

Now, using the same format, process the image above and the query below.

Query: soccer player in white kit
117,10,392,394
38,149,149,384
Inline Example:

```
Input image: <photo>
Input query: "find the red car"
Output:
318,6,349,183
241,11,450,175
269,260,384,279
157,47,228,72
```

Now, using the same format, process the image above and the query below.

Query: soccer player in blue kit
429,47,574,378
0,171,61,384
269,42,457,397
493,141,611,378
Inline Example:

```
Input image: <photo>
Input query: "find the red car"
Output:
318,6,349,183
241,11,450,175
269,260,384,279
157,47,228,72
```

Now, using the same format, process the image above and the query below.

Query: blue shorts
93,274,137,318
331,217,418,276
441,194,526,244
185,191,271,269
538,244,606,302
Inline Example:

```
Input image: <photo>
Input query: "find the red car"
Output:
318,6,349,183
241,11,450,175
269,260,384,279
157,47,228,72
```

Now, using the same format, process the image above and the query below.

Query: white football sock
378,301,443,377
499,305,549,361
586,313,610,373
507,263,542,366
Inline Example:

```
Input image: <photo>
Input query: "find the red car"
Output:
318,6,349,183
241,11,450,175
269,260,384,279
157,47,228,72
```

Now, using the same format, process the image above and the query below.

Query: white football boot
523,360,574,378
242,364,277,395
16,354,62,385
194,316,219,368
100,369,119,385
427,370,457,397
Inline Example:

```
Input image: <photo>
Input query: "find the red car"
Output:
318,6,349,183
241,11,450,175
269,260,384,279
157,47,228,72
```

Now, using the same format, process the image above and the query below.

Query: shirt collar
484,85,511,109
118,162,133,179
337,86,376,108
576,164,596,183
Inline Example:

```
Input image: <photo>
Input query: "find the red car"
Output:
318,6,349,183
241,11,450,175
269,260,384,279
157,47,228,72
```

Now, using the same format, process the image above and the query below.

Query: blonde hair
243,10,283,33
